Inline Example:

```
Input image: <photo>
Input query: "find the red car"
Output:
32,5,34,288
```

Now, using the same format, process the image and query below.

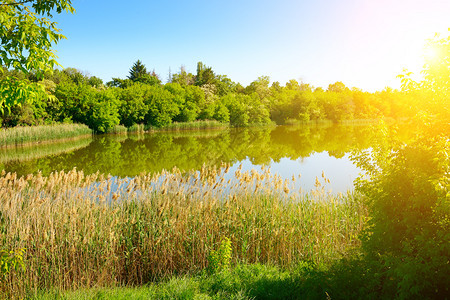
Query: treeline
0,60,415,132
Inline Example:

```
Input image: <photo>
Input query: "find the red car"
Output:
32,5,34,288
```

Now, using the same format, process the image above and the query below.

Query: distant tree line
0,60,420,132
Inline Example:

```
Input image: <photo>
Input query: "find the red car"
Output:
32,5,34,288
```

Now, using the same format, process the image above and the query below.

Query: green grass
108,124,128,134
127,123,147,133
153,120,229,131
0,136,92,164
33,262,363,300
31,264,316,300
0,124,92,146
284,119,334,126
125,120,228,133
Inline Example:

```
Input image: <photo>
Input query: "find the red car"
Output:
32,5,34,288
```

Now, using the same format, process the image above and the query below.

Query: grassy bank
0,165,366,299
106,121,229,134
150,120,229,131
32,262,350,300
0,136,92,164
0,124,92,146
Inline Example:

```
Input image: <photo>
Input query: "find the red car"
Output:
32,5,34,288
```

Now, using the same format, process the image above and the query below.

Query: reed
155,120,228,131
0,136,92,164
127,123,146,133
0,165,366,298
108,125,128,134
285,118,334,126
0,124,92,146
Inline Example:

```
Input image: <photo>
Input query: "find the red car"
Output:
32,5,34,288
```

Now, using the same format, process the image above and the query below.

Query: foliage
115,83,148,127
143,85,180,127
127,60,161,86
54,82,119,133
349,33,450,298
89,89,120,133
170,65,195,86
2,54,444,133
0,0,74,111
127,60,147,81
0,248,25,278
195,61,216,86
351,121,449,299
208,237,232,274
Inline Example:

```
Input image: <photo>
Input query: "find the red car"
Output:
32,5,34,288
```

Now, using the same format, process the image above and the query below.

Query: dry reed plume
0,165,366,298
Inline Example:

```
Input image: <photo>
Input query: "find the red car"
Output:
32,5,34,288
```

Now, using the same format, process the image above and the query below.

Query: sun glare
423,44,440,62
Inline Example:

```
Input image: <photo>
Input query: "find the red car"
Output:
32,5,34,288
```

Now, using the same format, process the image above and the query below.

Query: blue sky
52,0,450,91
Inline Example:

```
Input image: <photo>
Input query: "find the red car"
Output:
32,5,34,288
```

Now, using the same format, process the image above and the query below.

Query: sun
423,44,440,62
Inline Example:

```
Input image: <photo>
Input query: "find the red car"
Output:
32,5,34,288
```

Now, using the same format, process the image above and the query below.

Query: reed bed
127,123,147,133
0,124,92,146
0,165,367,298
0,136,92,164
156,120,228,131
108,125,128,134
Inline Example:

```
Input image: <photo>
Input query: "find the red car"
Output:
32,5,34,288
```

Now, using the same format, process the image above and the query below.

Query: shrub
208,237,232,274
351,119,449,299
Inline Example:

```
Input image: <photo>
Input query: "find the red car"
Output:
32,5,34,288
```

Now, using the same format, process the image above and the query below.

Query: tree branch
0,0,34,6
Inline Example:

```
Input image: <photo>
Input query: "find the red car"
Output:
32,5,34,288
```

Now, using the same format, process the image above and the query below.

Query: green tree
0,0,74,112
127,60,161,86
128,60,147,81
107,77,133,89
171,65,195,86
143,85,179,127
116,83,149,126
195,61,216,86
87,76,103,88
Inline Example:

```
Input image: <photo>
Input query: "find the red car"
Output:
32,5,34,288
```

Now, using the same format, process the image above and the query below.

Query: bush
89,89,120,133
54,82,120,133
351,119,449,299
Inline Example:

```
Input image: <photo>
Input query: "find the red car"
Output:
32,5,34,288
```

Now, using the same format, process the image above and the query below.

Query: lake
0,124,377,193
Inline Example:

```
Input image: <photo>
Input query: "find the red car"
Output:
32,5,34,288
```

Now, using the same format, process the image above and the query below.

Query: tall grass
0,165,366,298
284,119,334,126
0,124,92,146
108,125,128,134
154,120,228,131
0,136,92,164
127,123,147,133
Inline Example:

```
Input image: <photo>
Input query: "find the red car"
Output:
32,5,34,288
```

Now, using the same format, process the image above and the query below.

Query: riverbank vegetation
0,123,92,146
0,136,92,164
1,1,448,298
1,60,420,135
0,166,366,299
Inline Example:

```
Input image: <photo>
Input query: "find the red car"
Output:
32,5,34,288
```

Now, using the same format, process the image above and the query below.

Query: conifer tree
128,60,148,81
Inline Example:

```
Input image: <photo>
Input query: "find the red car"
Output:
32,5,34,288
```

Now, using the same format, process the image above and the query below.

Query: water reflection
2,125,376,192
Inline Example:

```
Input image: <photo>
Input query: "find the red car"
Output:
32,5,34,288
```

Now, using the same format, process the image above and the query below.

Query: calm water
0,125,377,193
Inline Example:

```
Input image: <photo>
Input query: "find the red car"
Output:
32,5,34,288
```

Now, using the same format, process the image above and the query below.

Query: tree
127,60,148,81
195,61,216,86
171,65,195,86
327,81,348,93
0,0,74,112
127,60,161,86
